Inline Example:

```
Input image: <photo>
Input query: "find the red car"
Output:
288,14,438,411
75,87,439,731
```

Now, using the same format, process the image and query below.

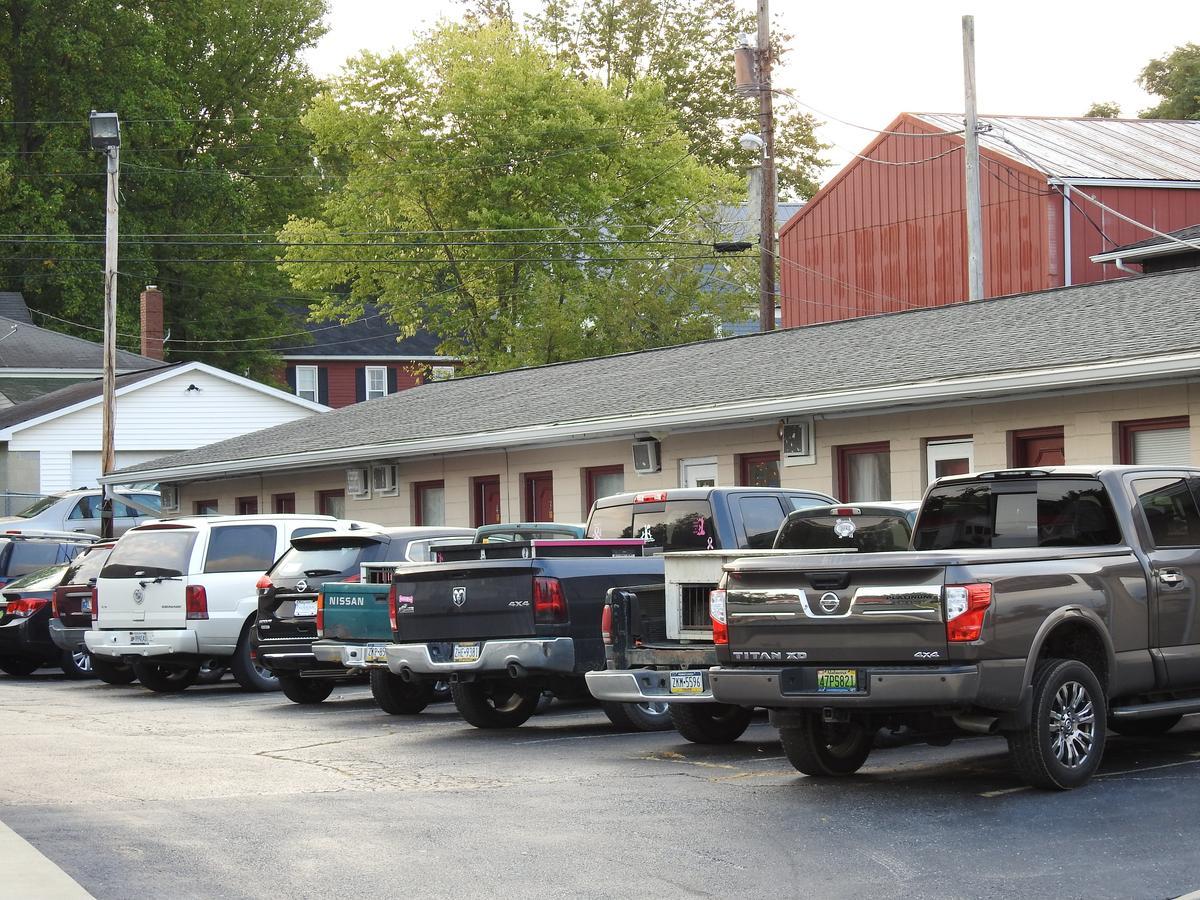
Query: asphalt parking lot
3,673,1200,900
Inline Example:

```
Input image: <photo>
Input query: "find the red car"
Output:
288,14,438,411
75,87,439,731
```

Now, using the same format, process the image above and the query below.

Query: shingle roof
0,316,160,371
0,293,31,324
0,376,93,405
913,114,1200,181
1107,223,1200,255
0,364,178,431
114,267,1200,479
279,304,445,358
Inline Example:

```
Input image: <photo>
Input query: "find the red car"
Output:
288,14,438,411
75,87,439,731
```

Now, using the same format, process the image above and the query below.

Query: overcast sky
304,1,1200,179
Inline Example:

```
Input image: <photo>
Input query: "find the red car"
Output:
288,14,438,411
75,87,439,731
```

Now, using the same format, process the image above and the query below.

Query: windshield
4,564,68,591
271,542,377,579
2,540,85,577
63,546,113,586
586,500,718,551
776,512,912,553
102,529,198,578
16,495,62,518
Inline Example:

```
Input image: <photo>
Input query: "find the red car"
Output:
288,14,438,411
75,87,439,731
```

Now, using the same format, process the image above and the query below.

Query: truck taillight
185,585,208,620
635,491,668,503
51,588,61,619
91,587,99,622
710,589,728,645
388,583,398,632
945,583,991,642
533,577,568,624
600,604,613,645
316,592,325,636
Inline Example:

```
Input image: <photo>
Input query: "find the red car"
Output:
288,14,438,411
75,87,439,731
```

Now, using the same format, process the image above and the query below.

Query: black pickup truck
382,487,833,730
711,466,1200,790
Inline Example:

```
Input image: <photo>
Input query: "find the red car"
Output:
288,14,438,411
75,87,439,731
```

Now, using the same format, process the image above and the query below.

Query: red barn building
779,114,1200,327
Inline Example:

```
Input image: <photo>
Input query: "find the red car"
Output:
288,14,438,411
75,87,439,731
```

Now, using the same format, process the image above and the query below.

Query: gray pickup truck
710,466,1200,790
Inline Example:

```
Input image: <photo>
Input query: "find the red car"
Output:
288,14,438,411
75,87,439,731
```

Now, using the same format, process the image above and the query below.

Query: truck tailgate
726,554,947,663
322,583,391,642
394,563,537,643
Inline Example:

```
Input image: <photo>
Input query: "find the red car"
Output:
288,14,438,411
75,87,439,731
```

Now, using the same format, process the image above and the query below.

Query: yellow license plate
816,668,858,692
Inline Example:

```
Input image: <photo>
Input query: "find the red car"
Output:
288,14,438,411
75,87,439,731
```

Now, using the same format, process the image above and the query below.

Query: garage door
70,451,176,489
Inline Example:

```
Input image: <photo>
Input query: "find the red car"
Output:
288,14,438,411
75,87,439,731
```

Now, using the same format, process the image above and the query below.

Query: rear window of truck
63,546,112,586
777,513,912,553
586,501,718,551
103,529,198,578
271,540,378,578
913,479,1121,550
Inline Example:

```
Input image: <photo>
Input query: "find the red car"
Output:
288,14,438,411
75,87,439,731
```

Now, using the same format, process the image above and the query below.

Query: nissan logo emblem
295,579,308,593
819,592,840,613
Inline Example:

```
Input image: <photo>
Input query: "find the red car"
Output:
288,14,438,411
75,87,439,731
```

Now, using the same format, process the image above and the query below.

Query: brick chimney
140,285,164,360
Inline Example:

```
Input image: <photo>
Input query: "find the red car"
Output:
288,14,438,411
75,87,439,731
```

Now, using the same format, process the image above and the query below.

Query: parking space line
0,819,94,899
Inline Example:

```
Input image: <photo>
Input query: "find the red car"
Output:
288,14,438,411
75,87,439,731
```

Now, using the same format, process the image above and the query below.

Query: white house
0,361,327,495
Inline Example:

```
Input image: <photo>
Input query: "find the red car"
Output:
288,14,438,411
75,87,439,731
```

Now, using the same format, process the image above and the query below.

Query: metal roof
1092,223,1200,263
913,114,1200,181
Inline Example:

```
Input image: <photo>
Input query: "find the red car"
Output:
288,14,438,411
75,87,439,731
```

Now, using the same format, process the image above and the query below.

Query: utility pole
757,0,777,331
90,112,121,540
962,15,984,301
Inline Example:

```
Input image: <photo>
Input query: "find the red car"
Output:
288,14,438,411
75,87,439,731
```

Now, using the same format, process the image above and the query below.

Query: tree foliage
1138,42,1200,120
0,0,328,378
1083,101,1121,119
280,23,752,374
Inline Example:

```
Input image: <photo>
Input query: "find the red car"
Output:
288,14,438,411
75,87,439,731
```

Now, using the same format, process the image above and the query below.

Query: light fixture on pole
89,110,120,540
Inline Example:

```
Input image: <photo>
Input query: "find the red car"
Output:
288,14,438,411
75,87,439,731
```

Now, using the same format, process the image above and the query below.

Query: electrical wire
770,90,965,139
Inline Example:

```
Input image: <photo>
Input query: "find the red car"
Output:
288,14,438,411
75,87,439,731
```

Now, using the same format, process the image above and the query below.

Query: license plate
452,642,481,663
130,631,149,645
816,668,858,693
669,670,705,695
81,598,92,613
364,643,388,665
292,599,317,618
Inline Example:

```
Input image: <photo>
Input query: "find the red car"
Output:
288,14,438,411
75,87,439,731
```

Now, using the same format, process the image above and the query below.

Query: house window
926,438,974,485
738,452,781,488
1119,417,1190,465
194,499,218,515
235,496,258,516
366,366,388,400
1010,427,1064,467
585,465,624,512
317,489,345,519
295,365,318,402
522,471,554,521
837,442,891,502
272,492,296,514
472,475,501,528
413,480,445,526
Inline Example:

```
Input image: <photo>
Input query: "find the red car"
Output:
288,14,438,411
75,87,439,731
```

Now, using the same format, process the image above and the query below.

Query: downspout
1062,183,1072,287
1114,258,1140,276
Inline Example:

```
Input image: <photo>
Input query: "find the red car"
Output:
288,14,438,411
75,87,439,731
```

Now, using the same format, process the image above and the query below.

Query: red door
522,472,554,521
472,476,501,527
1012,427,1065,467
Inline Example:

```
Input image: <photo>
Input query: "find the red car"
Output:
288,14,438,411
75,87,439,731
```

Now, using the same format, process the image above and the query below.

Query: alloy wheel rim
73,649,92,673
1049,680,1096,768
637,701,670,717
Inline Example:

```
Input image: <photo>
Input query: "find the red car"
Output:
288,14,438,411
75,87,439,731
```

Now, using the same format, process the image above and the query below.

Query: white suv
86,514,342,693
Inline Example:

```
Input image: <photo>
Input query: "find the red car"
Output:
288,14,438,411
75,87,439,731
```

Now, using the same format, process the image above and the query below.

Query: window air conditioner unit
782,416,816,467
346,466,371,499
159,484,179,512
632,438,661,475
372,464,399,498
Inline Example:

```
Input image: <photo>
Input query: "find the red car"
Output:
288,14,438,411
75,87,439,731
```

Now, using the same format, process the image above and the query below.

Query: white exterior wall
9,368,321,493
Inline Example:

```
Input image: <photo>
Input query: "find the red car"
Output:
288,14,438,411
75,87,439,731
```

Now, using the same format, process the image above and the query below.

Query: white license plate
130,631,149,645
81,598,92,613
364,643,388,665
452,642,481,663
292,599,317,618
669,670,705,695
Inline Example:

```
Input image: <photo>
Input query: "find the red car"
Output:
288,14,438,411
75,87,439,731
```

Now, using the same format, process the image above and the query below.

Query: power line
771,89,965,139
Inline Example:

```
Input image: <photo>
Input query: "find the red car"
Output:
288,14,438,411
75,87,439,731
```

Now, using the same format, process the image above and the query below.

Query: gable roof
0,293,32,324
0,315,159,371
108,267,1200,484
1091,224,1200,264
913,113,1200,181
279,304,449,359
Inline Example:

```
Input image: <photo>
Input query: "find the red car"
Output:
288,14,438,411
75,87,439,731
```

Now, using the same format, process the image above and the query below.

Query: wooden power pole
757,0,777,331
962,15,984,301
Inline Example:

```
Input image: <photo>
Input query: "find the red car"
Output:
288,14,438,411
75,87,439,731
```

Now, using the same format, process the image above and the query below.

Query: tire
196,659,228,685
231,621,280,693
59,645,95,680
92,657,137,685
780,713,874,777
278,673,335,705
1108,714,1182,737
370,669,434,715
1006,657,1107,790
0,655,41,677
601,700,674,732
670,703,754,744
450,680,541,729
132,659,199,693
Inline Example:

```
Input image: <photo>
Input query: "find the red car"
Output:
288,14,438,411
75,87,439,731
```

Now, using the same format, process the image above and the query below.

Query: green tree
0,0,328,379
1139,42,1200,119
280,23,751,374
1083,101,1121,118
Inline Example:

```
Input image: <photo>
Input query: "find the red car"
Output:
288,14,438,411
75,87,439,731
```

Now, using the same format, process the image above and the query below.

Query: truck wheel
59,645,94,680
600,700,674,732
132,659,199,693
278,674,335,705
1006,657,1107,790
370,669,434,715
1108,715,1181,737
451,681,541,729
0,656,41,677
231,622,280,693
670,703,754,744
780,713,873,777
92,657,137,685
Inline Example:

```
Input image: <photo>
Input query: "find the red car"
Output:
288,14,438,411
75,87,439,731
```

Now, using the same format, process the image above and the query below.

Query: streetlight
89,110,120,540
